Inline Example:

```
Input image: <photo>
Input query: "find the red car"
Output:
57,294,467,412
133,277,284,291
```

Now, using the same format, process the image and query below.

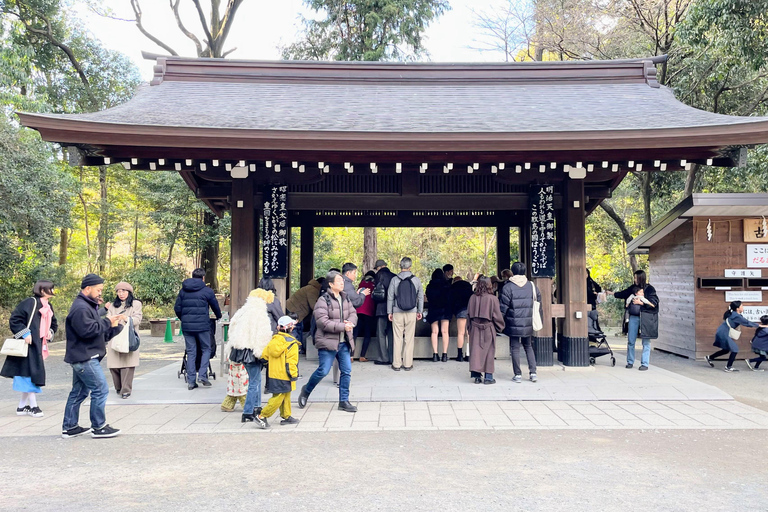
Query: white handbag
531,282,543,332
1,299,38,358
110,320,131,353
726,319,741,340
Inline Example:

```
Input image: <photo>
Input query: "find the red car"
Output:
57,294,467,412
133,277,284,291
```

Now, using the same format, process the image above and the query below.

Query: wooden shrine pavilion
18,55,768,366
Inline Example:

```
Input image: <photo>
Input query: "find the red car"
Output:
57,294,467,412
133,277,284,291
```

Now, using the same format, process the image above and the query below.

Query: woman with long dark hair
425,268,450,362
258,277,284,334
105,282,143,398
1,280,58,417
707,301,761,372
609,270,659,371
467,278,505,384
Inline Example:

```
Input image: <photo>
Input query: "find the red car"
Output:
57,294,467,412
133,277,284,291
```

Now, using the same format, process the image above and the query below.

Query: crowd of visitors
9,261,768,434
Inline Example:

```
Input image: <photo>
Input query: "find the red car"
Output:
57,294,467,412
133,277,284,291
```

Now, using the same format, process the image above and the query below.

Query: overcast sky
77,0,505,79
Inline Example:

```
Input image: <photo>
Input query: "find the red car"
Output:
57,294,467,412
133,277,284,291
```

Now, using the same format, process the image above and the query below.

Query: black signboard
529,184,556,277
262,185,288,278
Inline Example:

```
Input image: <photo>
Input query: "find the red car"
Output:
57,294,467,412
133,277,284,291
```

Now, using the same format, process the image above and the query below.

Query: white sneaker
529,373,538,382
745,359,754,371
513,375,522,383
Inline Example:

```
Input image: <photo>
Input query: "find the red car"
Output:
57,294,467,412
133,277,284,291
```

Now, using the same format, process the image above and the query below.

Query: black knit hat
81,273,105,289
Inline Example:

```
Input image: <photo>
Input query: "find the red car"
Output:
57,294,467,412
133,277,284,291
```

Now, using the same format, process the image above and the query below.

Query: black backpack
395,275,418,311
372,280,387,303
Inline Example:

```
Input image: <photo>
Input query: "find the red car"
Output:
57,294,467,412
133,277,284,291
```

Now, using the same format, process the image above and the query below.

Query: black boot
432,353,439,362
441,353,448,362
455,348,463,362
338,401,358,413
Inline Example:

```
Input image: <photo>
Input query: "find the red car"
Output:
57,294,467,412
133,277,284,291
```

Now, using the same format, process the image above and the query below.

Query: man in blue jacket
174,268,222,390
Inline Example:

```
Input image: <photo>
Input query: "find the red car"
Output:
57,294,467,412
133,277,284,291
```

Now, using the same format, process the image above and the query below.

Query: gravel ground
1,429,766,511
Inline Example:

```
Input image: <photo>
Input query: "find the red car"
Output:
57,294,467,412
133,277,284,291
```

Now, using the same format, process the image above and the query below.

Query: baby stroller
588,310,615,367
176,319,217,380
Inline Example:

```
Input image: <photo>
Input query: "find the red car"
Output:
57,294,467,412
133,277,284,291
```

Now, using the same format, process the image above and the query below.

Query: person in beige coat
106,282,143,398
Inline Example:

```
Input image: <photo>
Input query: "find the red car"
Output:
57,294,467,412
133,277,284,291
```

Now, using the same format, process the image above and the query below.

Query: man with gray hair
387,257,424,371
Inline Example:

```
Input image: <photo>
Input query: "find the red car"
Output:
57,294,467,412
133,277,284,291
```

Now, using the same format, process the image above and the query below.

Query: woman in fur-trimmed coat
221,288,274,421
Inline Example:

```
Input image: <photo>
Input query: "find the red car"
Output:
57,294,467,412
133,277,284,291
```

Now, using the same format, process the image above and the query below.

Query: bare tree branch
170,0,203,56
130,0,179,56
599,200,639,271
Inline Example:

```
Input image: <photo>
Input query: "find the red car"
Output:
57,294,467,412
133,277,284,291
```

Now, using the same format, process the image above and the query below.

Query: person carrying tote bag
707,301,761,372
105,282,143,399
1,280,58,418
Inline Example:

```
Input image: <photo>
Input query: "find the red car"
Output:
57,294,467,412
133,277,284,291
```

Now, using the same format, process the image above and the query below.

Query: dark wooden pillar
533,277,554,366
230,177,257,314
497,225,510,275
559,179,589,366
519,213,530,268
300,225,315,287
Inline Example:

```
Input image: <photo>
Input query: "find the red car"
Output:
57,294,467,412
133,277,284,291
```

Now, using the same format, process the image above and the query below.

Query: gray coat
387,271,424,314
343,274,367,308
499,279,541,339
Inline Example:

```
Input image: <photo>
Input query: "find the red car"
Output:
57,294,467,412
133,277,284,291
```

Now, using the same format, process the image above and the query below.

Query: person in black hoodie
174,268,222,389
449,276,474,362
61,274,124,439
373,261,396,365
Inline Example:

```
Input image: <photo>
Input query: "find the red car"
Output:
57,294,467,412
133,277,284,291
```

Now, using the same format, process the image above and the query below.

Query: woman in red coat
354,271,377,361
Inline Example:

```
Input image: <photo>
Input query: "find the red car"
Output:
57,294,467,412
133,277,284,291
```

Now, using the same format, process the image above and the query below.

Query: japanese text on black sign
529,185,556,277
262,185,288,278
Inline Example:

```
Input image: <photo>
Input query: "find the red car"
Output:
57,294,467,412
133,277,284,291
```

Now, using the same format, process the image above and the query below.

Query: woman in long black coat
1,280,58,418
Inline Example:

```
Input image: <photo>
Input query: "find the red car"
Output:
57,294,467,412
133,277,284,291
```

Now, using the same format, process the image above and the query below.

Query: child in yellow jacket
255,316,301,428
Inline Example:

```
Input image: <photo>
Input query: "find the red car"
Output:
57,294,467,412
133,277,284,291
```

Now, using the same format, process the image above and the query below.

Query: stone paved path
3,398,768,437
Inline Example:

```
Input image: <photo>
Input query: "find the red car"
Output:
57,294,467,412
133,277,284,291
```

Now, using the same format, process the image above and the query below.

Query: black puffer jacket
499,278,542,338
449,280,474,315
374,267,396,317
174,278,222,333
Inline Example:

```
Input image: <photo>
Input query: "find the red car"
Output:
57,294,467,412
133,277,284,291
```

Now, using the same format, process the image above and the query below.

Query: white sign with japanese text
742,306,768,323
725,269,762,278
747,244,768,268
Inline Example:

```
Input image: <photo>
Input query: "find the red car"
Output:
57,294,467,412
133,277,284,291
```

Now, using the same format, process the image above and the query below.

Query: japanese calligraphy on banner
743,218,768,243
262,185,288,278
747,244,768,269
529,184,556,277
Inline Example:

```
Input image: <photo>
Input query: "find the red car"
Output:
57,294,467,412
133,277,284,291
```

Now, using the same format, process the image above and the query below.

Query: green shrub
124,257,186,306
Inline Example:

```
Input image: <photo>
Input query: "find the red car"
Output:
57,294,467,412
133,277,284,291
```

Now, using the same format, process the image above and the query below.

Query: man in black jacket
373,260,396,365
174,268,222,389
62,273,124,439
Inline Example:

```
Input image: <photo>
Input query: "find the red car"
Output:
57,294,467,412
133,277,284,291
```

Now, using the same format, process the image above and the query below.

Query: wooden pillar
559,179,589,366
533,277,554,366
497,225,510,275
230,177,257,314
300,224,315,287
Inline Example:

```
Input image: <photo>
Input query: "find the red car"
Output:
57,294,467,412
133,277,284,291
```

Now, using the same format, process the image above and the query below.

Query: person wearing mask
354,270,377,362
426,268,451,362
61,274,124,439
499,262,541,383
298,271,358,413
372,260,396,366
2,280,58,418
450,276,474,362
608,270,659,370
105,282,143,399
467,277,505,384
387,257,424,371
706,301,762,372
174,268,222,389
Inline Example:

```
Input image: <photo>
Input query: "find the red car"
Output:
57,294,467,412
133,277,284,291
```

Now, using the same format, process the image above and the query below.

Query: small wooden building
18,56,768,366
628,194,768,359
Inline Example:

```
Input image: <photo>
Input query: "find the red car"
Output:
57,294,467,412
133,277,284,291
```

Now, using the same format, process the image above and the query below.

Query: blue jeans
184,331,212,384
627,315,651,367
304,343,352,402
243,362,263,414
63,359,109,430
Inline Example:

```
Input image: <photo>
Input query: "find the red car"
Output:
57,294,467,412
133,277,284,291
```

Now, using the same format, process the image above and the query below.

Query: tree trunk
167,221,182,264
363,227,378,273
58,228,68,266
639,172,653,228
78,192,92,271
684,163,700,197
133,211,139,268
97,166,109,274
599,201,639,272
201,211,220,291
